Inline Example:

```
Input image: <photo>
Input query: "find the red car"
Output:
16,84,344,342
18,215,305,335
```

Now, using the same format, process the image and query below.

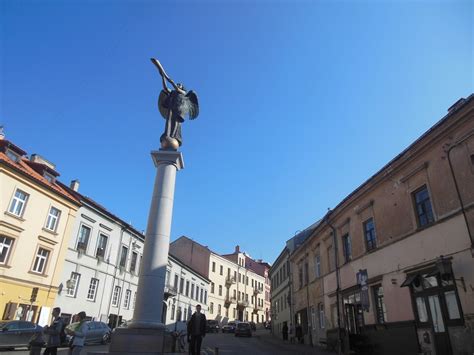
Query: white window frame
0,235,14,265
66,272,81,297
124,289,132,309
119,246,128,269
130,252,138,274
112,286,121,306
32,247,50,274
45,206,61,231
87,278,99,301
315,254,321,278
77,224,91,252
8,189,29,217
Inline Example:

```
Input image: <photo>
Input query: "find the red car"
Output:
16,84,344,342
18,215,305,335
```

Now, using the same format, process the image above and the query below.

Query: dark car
0,320,43,350
66,321,111,345
221,321,236,333
235,322,252,337
206,320,220,333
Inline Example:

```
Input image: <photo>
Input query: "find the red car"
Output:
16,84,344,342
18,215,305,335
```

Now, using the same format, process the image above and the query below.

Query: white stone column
99,150,184,355
131,150,184,328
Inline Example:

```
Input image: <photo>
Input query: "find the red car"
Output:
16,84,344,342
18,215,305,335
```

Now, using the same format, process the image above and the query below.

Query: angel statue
151,58,199,150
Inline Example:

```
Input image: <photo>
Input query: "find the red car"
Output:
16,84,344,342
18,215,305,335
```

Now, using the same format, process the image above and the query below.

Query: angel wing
185,90,199,120
158,90,170,119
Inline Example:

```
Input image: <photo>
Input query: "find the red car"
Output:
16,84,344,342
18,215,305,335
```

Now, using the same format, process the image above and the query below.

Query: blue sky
1,0,472,264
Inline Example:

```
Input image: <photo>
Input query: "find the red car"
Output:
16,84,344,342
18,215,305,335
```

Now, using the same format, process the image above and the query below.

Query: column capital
151,150,184,170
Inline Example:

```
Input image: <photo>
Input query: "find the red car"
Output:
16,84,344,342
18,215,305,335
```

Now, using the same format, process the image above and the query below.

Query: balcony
253,305,264,314
163,284,177,301
76,241,87,254
225,276,236,287
237,300,248,310
253,287,263,295
224,296,237,308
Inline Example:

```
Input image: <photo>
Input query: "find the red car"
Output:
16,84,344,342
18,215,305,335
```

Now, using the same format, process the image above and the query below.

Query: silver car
66,321,111,345
0,320,43,350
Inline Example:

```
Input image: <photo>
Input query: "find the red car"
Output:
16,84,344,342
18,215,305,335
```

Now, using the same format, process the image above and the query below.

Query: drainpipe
324,211,342,355
446,131,474,249
305,252,313,346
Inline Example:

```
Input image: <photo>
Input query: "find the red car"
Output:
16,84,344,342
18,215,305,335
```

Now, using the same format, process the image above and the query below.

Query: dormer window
43,172,55,184
6,149,20,162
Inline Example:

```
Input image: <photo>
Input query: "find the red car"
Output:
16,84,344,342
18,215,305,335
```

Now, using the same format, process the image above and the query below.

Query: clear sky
1,0,472,264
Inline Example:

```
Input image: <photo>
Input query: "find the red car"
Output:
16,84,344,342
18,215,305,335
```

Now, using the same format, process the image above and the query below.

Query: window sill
4,211,25,222
28,270,48,277
65,294,77,298
0,263,12,269
42,228,58,236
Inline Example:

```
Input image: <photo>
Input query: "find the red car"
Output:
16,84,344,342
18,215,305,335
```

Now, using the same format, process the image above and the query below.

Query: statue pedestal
89,150,183,355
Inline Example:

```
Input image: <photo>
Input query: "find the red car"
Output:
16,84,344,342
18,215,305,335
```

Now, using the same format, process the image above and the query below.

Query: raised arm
151,58,171,93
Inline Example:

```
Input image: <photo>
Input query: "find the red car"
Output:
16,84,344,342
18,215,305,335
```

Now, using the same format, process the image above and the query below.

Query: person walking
43,307,63,355
66,311,88,355
187,305,206,355
282,322,288,341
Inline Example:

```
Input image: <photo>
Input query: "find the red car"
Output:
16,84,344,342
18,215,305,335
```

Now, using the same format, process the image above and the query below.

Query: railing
77,241,87,253
253,287,263,295
164,284,177,300
225,276,236,286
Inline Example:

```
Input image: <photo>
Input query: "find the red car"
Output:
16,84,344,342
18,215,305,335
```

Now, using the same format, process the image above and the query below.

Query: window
171,304,175,320
6,149,20,162
218,304,221,315
315,254,321,278
0,235,14,265
319,303,325,328
200,288,204,303
87,278,99,301
327,245,335,272
130,252,138,273
9,189,28,217
413,185,435,227
210,302,214,314
77,225,91,252
43,172,55,183
96,233,108,258
66,272,81,297
210,282,215,294
112,286,121,306
119,246,128,268
196,286,200,300
174,274,179,289
220,265,223,275
191,284,194,299
212,262,216,272
364,218,377,251
124,290,132,309
373,285,387,324
32,247,50,274
298,266,303,288
204,291,207,304
186,281,190,296
45,207,60,231
218,285,222,296
342,234,352,263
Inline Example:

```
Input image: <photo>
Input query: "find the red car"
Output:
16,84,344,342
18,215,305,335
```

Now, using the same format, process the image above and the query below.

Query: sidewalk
254,329,335,355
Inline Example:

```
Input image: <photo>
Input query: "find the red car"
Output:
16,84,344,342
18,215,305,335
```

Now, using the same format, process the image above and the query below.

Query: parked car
206,320,220,333
235,322,252,337
66,321,111,345
0,320,43,350
221,321,236,333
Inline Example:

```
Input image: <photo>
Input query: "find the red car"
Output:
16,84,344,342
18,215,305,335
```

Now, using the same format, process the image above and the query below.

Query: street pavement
0,329,334,355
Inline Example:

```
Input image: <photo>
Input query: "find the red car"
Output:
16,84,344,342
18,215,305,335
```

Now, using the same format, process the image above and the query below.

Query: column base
88,326,174,355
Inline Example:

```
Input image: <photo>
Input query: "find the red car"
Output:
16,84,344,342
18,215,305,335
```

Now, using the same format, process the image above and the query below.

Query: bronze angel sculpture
151,58,199,149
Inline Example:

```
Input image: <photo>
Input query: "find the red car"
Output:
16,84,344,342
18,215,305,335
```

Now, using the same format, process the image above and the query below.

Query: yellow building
0,137,80,323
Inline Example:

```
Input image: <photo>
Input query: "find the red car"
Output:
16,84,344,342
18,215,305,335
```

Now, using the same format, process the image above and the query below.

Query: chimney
0,126,4,140
30,154,56,170
235,245,240,253
70,179,80,192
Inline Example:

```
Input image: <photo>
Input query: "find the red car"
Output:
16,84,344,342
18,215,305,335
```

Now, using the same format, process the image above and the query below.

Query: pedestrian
282,323,288,341
65,311,88,355
43,307,63,355
289,323,295,343
295,324,303,344
186,305,206,355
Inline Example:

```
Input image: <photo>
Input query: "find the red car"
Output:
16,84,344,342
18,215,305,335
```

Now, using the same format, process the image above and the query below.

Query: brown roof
0,140,79,205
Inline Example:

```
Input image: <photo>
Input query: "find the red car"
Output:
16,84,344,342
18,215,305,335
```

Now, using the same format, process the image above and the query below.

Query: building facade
0,139,80,325
163,254,210,332
54,188,144,327
289,95,474,354
170,236,267,325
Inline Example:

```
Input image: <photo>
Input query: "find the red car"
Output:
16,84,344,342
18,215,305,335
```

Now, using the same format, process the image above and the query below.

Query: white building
170,237,267,325
163,254,210,332
55,183,144,327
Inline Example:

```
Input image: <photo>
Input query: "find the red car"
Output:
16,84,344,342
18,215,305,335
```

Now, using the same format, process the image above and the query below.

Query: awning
400,274,419,288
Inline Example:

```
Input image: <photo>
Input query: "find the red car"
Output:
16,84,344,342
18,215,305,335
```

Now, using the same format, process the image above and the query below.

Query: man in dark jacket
43,307,63,355
187,305,206,355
